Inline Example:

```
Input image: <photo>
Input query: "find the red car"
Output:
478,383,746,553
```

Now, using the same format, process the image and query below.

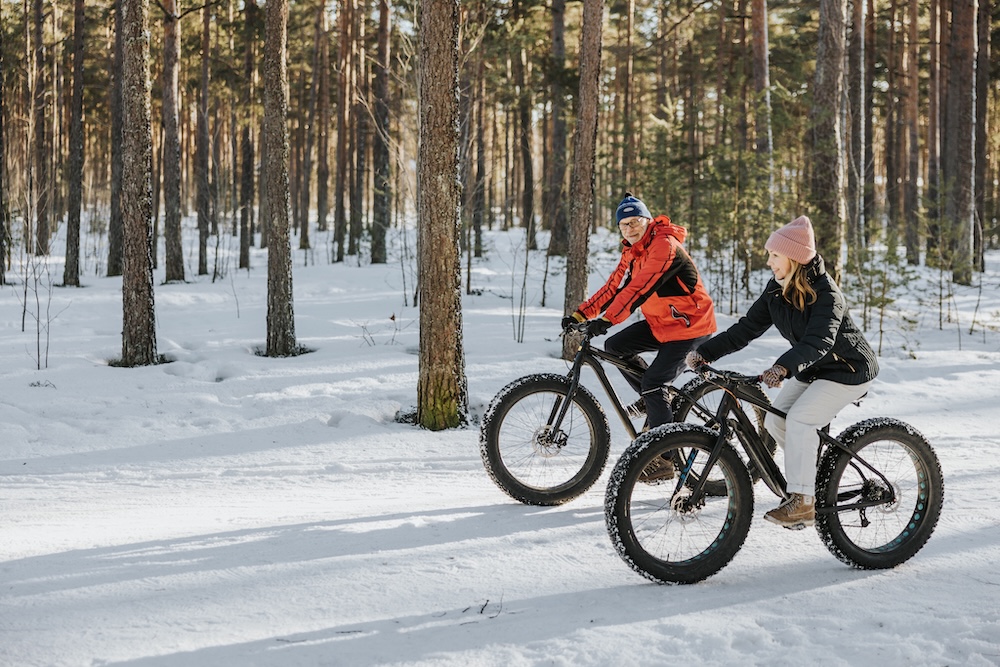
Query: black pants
604,321,712,428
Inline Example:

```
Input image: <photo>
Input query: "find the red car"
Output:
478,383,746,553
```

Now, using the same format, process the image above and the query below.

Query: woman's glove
584,318,612,337
761,364,788,388
685,350,707,370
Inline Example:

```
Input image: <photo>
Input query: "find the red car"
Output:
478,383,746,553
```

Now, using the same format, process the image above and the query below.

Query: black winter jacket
697,255,878,385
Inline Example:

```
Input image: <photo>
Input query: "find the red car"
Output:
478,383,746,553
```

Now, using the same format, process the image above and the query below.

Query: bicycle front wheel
605,424,754,584
815,418,944,570
480,374,610,506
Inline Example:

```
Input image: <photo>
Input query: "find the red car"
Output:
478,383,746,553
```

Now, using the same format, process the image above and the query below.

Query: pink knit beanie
765,216,816,264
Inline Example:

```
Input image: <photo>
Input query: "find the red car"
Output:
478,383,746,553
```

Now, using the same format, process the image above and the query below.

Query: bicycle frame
556,331,706,441
680,368,898,516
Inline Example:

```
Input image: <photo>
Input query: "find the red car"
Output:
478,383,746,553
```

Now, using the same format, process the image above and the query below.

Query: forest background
0,0,998,429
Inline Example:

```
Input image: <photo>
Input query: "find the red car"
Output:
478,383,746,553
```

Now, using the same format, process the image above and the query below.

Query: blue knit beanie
615,192,652,223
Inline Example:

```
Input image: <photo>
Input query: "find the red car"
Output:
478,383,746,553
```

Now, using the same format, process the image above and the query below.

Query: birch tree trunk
416,0,467,430
120,0,158,367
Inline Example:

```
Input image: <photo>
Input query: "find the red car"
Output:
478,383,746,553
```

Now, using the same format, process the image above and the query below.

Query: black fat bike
479,322,775,506
605,365,945,584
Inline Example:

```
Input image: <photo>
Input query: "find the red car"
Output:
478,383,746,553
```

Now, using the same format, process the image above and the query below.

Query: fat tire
815,418,944,570
605,424,754,584
480,374,610,506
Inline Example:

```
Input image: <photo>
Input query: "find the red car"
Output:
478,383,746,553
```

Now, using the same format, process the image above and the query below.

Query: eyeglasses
618,218,648,230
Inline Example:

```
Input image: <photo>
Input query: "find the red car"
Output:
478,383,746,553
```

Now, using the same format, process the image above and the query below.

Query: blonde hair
781,259,817,311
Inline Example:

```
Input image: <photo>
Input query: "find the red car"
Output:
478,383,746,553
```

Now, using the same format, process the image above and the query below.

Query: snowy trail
2,231,999,666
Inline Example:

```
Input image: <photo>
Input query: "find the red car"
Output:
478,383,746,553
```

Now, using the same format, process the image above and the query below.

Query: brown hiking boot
638,454,675,483
764,493,815,529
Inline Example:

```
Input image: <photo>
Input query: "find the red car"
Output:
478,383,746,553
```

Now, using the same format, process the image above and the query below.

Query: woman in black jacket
686,216,879,529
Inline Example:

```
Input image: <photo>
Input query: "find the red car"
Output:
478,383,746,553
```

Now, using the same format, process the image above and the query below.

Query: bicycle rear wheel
480,374,610,506
605,425,753,584
815,418,944,569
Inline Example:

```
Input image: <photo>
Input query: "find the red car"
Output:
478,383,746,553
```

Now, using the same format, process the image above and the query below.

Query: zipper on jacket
832,352,856,373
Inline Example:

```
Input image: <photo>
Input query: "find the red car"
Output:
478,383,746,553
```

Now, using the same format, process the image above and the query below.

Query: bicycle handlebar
693,364,763,386
562,321,598,341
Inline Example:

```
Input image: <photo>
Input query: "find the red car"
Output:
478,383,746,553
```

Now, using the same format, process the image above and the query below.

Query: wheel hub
531,426,567,457
862,479,898,513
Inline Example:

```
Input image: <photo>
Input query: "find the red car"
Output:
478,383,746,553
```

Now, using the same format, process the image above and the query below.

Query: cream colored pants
764,377,873,496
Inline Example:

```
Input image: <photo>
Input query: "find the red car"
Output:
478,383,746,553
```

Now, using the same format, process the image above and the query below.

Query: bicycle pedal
782,521,810,531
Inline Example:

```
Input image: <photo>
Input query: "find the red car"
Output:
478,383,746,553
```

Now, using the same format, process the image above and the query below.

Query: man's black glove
584,318,612,337
561,311,584,331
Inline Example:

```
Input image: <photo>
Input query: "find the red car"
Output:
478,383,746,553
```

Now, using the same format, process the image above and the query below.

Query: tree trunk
108,0,124,276
416,0,467,430
943,0,976,285
863,0,876,246
472,56,485,258
63,0,85,286
563,0,603,360
349,2,366,257
1,2,9,285
196,2,211,275
926,0,942,261
316,8,330,234
808,0,846,281
239,0,256,270
333,0,352,262
903,0,920,265
751,0,774,219
546,0,568,257
32,0,49,255
120,0,157,367
298,5,324,251
885,0,900,243
516,49,534,250
846,0,865,260
371,0,390,264
973,0,990,270
161,0,184,282
263,0,297,355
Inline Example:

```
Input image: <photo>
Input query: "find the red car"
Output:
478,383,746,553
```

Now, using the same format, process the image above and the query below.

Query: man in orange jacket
564,193,717,433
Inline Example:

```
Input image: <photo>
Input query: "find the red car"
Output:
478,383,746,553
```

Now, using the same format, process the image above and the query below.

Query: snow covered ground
2,223,999,666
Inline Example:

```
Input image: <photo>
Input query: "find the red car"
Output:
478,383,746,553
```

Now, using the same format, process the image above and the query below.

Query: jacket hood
803,253,826,282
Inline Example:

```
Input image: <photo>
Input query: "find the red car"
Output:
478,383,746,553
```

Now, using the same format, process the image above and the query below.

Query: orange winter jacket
577,216,716,342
